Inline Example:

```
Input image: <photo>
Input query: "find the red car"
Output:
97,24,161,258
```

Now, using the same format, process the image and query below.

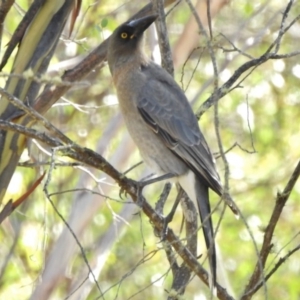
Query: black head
114,14,158,42
107,15,158,71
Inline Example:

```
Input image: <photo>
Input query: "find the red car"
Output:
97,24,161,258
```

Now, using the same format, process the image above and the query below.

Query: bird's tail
178,171,217,290
194,178,217,290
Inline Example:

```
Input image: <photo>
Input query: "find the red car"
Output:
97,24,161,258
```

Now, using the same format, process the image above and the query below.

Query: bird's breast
115,83,187,177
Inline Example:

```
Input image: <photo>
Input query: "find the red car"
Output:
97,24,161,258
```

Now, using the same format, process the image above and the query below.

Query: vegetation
0,1,299,299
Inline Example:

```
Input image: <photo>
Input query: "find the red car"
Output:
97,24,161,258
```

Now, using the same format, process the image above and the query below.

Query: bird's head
107,14,157,74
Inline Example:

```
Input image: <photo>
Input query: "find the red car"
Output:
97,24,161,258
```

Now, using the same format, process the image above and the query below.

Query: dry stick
165,190,199,299
152,0,174,76
239,1,300,298
263,244,300,287
0,88,73,146
49,188,124,204
264,231,300,275
155,182,172,216
183,0,235,214
206,0,213,39
154,184,179,280
0,120,235,300
191,2,280,110
242,160,300,299
0,172,46,224
250,236,300,297
184,2,244,297
175,5,300,297
101,253,169,299
0,120,62,147
184,0,300,298
170,193,198,298
18,161,83,168
44,145,105,299
197,4,300,117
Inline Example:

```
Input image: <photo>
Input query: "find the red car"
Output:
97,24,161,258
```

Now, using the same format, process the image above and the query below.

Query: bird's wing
138,65,220,287
137,65,222,194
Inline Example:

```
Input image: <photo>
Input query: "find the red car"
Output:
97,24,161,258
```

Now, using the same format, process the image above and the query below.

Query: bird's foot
128,173,175,207
119,186,127,200
119,178,148,207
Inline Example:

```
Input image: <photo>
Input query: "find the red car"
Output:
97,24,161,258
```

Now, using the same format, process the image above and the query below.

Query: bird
107,14,223,289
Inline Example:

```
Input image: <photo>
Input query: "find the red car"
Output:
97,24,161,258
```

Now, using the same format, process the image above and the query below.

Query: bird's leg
135,173,175,207
160,187,184,240
140,173,175,186
118,173,173,200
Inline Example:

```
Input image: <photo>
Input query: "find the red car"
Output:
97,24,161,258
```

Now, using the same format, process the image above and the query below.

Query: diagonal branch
34,0,177,115
242,160,300,299
196,0,299,118
0,0,177,206
0,120,235,300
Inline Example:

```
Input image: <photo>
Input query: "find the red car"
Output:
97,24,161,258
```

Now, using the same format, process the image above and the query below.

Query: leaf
101,18,108,28
0,171,45,224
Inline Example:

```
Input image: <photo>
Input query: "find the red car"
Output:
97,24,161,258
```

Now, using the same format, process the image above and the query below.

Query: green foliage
1,0,300,299
100,18,108,28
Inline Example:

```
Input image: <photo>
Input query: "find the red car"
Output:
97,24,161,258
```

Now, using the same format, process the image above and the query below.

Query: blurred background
0,0,299,299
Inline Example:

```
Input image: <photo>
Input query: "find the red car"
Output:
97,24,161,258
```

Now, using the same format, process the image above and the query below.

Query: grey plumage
107,15,222,288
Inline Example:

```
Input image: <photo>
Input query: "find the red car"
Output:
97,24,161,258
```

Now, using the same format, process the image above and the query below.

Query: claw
120,173,174,203
119,186,128,200
118,179,145,205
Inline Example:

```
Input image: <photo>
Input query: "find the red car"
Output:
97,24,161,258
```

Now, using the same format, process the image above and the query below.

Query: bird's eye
120,32,128,39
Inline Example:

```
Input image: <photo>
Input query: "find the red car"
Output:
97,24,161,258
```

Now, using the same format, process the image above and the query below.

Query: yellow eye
121,32,128,39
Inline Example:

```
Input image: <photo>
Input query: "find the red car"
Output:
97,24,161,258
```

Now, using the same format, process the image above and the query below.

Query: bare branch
197,1,300,118
0,119,235,299
242,159,300,299
152,0,174,76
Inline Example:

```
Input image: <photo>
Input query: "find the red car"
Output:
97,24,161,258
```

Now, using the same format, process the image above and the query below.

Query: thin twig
152,0,174,76
0,119,235,299
242,159,300,299
43,146,105,298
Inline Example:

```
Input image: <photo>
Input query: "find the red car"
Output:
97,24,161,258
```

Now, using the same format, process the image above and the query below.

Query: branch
33,0,178,115
264,245,300,284
246,244,300,296
0,88,73,146
196,0,300,118
152,0,174,76
167,191,198,299
0,172,46,224
0,120,235,300
242,160,300,299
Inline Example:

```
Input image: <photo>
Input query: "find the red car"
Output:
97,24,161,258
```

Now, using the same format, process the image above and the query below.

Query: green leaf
101,18,108,28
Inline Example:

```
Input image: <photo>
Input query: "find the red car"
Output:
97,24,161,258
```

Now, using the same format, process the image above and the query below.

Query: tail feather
194,178,216,289
178,171,217,289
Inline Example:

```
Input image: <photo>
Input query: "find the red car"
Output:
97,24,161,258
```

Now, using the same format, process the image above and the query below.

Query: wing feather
137,64,222,194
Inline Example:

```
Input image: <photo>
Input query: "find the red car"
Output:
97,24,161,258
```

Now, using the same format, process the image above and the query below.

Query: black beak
127,14,158,37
